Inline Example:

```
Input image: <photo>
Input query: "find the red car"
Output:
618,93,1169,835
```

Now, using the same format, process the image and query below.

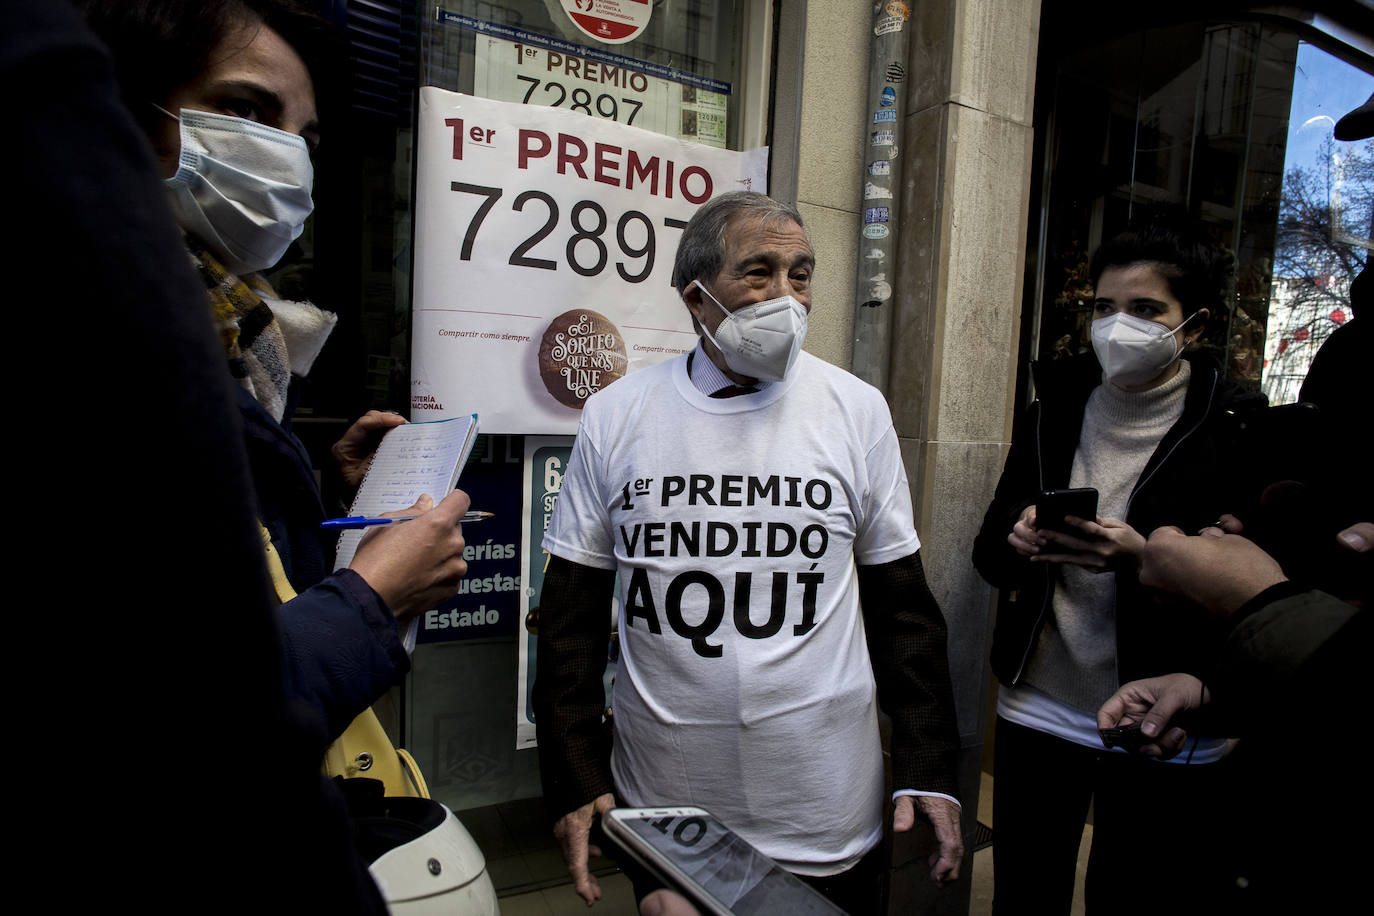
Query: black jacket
972,353,1267,689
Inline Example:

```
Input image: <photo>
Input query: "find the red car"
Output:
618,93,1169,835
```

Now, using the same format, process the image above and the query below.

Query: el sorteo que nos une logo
538,309,628,408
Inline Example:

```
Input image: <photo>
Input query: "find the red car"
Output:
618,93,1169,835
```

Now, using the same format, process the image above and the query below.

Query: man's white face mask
689,280,808,382
1091,310,1197,388
158,106,315,275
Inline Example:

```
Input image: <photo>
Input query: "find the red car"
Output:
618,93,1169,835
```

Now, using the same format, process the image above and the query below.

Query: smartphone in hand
1035,488,1099,534
602,806,846,916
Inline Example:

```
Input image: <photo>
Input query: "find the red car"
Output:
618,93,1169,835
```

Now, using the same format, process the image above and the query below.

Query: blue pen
321,511,493,530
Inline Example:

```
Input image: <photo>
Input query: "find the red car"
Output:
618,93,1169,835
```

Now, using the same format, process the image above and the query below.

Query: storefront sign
411,88,767,433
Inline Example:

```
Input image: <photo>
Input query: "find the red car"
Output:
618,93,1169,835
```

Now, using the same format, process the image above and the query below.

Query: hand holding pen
322,510,493,529
346,491,472,622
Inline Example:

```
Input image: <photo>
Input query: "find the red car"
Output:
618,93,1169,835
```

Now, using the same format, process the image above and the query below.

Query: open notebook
333,414,479,652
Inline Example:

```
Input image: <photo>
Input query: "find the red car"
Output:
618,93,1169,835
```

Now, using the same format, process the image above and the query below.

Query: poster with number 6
411,88,768,433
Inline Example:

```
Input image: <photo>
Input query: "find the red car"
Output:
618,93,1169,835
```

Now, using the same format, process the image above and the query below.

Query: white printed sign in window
474,34,729,147
411,88,767,434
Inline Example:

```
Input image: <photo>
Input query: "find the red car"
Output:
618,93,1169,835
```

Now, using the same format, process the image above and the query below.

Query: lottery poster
472,33,730,147
516,437,620,749
411,88,767,434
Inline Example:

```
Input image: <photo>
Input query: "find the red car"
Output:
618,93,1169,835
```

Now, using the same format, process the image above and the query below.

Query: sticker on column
561,0,653,45
866,275,893,301
874,16,904,36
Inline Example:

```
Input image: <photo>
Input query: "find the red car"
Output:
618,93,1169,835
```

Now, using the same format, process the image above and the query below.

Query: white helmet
366,801,499,914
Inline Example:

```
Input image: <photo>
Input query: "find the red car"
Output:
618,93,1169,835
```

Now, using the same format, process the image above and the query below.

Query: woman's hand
1008,505,1044,557
1032,515,1146,572
331,409,407,488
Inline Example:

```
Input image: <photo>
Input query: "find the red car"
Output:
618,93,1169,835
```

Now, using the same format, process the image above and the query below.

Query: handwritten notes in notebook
334,414,479,651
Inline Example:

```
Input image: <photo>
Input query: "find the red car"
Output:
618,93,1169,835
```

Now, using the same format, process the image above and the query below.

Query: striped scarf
186,235,292,422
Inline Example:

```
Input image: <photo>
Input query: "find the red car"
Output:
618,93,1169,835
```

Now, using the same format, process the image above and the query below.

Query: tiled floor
472,770,1092,915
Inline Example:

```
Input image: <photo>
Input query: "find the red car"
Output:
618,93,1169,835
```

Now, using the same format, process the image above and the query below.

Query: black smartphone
1035,488,1099,533
602,806,847,916
1099,722,1148,752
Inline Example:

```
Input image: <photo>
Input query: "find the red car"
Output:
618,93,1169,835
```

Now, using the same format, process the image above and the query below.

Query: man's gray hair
671,191,805,293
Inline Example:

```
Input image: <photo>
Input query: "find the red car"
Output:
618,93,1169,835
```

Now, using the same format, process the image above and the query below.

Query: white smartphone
601,806,848,916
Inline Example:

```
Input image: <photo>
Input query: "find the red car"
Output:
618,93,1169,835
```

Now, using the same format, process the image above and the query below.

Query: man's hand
553,793,616,906
640,890,700,916
331,410,407,489
1138,526,1287,616
348,489,470,621
1337,522,1374,554
1033,515,1146,572
1097,674,1210,759
895,795,963,886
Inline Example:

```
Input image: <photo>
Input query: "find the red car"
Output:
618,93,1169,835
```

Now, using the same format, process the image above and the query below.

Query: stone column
885,2,1041,913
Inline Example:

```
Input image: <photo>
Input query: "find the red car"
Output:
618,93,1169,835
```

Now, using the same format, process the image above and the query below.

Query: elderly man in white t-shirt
534,191,962,913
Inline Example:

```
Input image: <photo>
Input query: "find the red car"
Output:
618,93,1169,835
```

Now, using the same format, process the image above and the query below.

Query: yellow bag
262,528,430,799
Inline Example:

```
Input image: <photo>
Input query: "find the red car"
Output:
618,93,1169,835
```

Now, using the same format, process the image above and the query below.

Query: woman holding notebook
79,0,471,739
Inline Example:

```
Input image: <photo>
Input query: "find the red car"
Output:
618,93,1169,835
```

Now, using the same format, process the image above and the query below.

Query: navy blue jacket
238,387,409,742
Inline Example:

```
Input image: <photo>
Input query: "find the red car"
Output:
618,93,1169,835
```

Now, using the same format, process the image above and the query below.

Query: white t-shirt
544,351,920,875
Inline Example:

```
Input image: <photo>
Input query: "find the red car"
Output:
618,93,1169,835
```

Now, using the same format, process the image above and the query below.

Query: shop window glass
1262,42,1374,404
421,0,745,149
1031,20,1373,400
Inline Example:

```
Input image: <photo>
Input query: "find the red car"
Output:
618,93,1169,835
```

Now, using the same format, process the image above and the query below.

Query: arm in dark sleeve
276,569,408,743
971,402,1040,589
858,551,960,799
1208,584,1364,736
533,554,618,819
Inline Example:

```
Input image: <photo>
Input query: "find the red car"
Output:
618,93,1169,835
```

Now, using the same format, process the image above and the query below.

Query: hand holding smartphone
1035,488,1099,534
602,807,846,916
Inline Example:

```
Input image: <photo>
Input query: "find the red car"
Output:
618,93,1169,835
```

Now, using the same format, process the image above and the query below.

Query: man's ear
681,280,708,325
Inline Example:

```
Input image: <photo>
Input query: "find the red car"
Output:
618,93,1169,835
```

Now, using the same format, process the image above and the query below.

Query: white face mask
690,280,808,382
1091,310,1196,387
160,107,315,275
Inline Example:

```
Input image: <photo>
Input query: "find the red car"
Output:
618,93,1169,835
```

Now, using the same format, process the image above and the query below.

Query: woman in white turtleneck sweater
973,221,1267,915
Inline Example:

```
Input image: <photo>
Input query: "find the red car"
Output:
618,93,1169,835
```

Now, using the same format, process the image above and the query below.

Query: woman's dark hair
77,0,336,134
1089,216,1235,321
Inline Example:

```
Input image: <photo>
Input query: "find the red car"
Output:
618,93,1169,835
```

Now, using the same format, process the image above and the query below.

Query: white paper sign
473,35,730,147
411,88,767,433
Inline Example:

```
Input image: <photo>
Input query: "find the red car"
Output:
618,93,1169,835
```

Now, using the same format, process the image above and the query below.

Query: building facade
284,2,1371,911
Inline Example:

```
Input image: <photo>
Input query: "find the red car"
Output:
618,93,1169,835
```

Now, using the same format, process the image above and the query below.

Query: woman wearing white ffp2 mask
1089,263,1206,390
972,223,1267,914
